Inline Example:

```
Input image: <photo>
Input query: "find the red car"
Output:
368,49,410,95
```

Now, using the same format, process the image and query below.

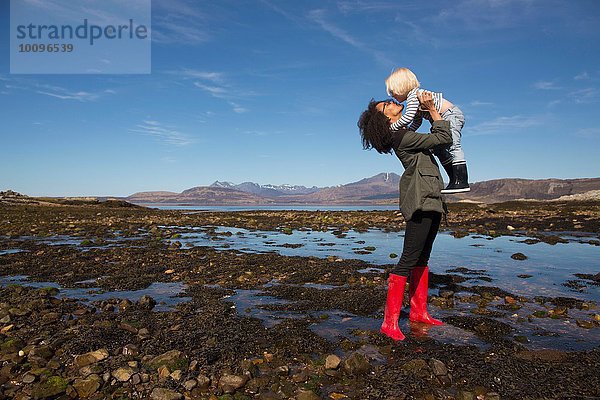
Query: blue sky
1,0,599,197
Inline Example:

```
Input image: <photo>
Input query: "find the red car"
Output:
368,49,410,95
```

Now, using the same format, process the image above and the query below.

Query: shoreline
0,202,598,399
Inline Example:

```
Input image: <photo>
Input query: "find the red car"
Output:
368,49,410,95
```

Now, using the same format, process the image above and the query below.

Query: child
385,68,470,193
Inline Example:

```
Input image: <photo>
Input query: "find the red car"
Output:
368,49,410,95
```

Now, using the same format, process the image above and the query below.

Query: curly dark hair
357,99,396,154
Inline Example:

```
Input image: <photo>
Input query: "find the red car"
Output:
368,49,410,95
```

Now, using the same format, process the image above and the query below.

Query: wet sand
0,201,599,399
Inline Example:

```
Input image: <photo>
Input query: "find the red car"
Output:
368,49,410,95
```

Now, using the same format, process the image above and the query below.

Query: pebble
131,373,142,385
138,295,157,310
22,372,36,384
511,252,528,260
219,373,248,394
196,374,211,390
183,379,197,390
429,359,448,376
170,369,183,381
576,319,594,329
112,367,135,382
342,352,370,376
119,322,138,334
148,350,184,370
73,375,101,398
74,348,109,368
274,365,289,376
158,365,170,379
138,327,151,340
123,343,140,356
329,393,349,399
150,387,183,400
325,354,341,370
296,389,321,400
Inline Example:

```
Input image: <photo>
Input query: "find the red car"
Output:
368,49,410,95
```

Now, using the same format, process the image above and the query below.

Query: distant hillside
446,178,600,203
126,175,600,205
210,181,320,197
127,187,274,205
282,172,399,204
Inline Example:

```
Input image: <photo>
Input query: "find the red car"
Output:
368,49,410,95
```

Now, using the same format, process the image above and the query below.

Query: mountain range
126,174,600,205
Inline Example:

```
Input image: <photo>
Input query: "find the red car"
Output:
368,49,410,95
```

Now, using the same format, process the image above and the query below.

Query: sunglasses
381,100,395,115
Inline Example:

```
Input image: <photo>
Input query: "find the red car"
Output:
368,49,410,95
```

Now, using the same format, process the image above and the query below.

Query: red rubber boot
380,273,407,341
409,266,443,325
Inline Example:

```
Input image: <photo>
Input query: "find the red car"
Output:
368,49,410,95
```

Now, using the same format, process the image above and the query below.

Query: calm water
0,275,189,312
2,226,598,350
141,204,398,212
171,226,600,303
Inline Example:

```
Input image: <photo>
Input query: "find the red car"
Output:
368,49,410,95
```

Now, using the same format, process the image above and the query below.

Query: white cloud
1,78,116,102
533,81,561,90
432,0,537,31
171,71,253,113
337,1,407,14
130,120,193,146
470,100,494,106
152,0,210,45
229,102,248,114
547,99,561,108
194,82,229,97
575,127,600,138
574,72,590,81
174,69,224,83
569,88,598,103
467,115,543,136
36,89,99,102
398,20,441,48
307,9,392,66
160,156,178,163
260,0,304,25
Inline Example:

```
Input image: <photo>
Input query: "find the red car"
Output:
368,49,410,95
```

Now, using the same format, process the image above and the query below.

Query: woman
357,91,452,341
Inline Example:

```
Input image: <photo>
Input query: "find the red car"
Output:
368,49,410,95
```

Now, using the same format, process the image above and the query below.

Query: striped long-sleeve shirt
390,88,443,132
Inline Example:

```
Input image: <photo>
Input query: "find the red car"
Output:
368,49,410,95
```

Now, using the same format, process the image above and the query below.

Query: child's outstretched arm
408,112,423,132
397,91,450,150
390,89,419,130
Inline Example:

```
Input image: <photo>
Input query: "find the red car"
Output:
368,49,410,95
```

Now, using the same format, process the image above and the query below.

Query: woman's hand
417,91,442,121
417,91,435,110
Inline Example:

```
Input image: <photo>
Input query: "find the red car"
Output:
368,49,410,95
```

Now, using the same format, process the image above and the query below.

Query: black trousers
392,210,442,277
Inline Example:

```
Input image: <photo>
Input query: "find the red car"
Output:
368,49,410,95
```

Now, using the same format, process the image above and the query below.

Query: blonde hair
385,68,420,97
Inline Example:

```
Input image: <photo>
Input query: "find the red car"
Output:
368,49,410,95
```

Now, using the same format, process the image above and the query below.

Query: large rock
73,375,101,398
342,352,370,376
429,359,448,376
138,295,157,310
31,375,68,399
112,367,135,382
150,388,183,400
296,389,321,400
325,354,341,370
74,349,109,368
0,337,25,355
219,374,248,394
196,374,211,390
401,359,427,374
147,350,186,371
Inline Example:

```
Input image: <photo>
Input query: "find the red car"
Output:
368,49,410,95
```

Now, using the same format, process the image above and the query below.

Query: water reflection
167,226,599,303
0,275,189,311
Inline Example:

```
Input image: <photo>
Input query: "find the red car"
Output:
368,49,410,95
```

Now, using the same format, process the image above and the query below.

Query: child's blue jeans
433,106,465,165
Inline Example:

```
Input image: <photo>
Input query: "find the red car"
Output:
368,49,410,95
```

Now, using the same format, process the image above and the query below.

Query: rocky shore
0,201,599,399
